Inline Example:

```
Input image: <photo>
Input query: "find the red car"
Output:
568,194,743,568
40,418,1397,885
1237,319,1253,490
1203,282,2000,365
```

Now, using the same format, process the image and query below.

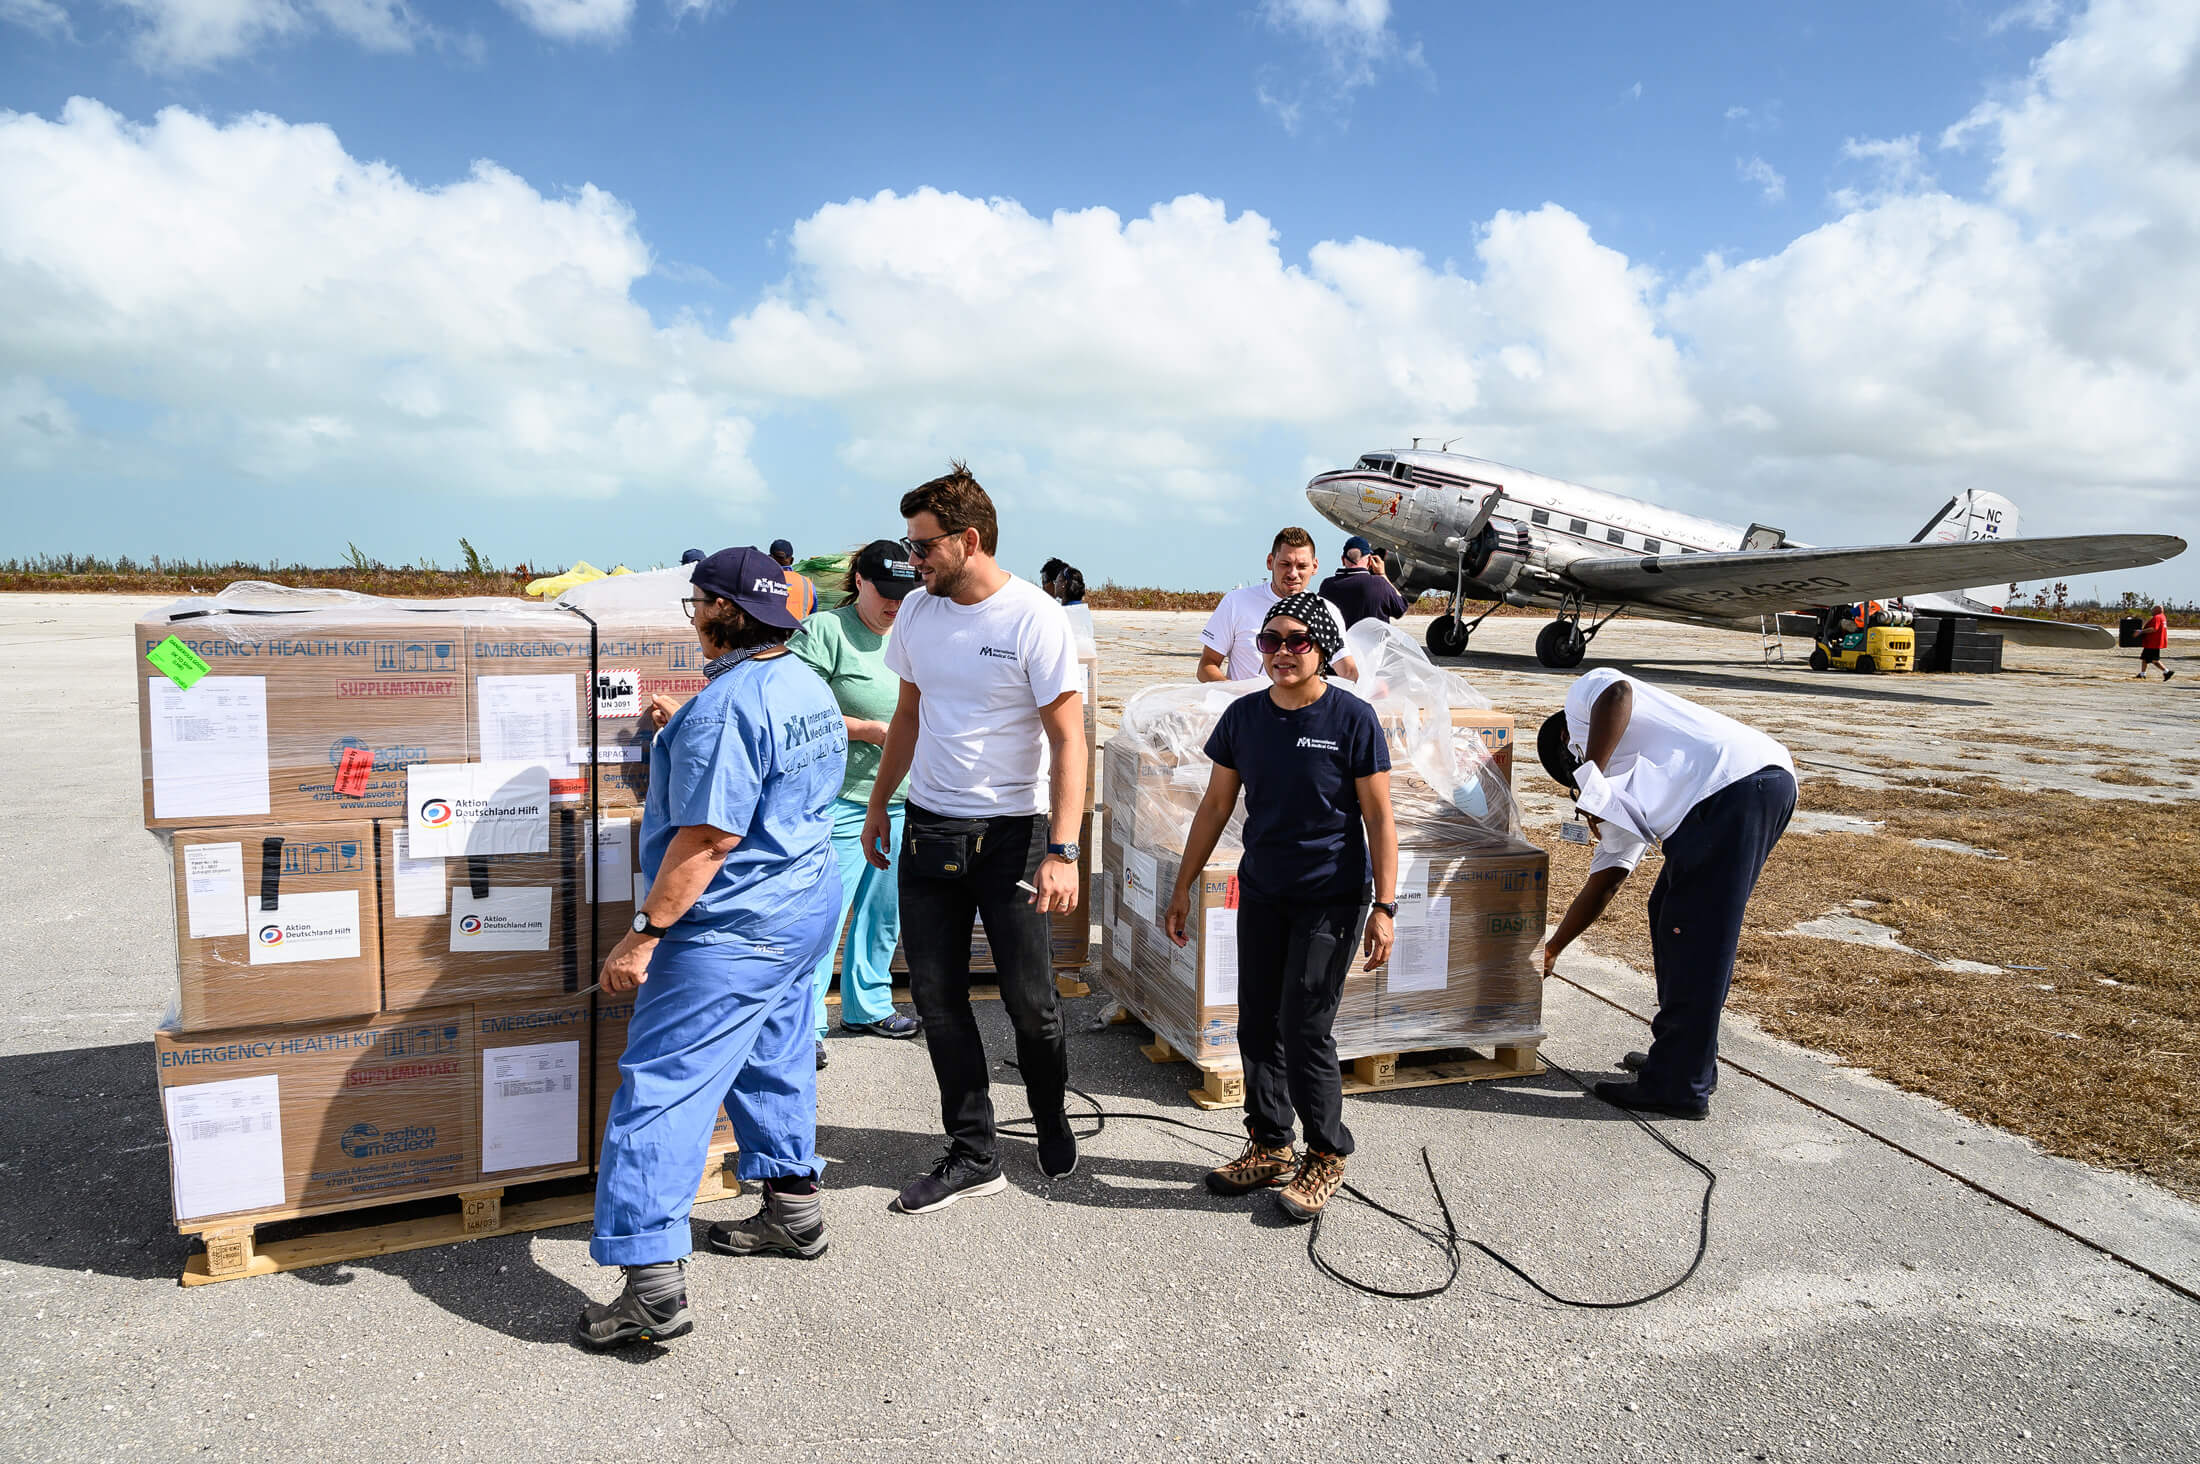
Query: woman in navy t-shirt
1163,594,1398,1222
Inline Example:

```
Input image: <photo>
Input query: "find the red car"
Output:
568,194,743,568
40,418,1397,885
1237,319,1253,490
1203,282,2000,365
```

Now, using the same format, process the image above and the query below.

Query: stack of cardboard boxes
1096,686,1546,1069
141,592,731,1233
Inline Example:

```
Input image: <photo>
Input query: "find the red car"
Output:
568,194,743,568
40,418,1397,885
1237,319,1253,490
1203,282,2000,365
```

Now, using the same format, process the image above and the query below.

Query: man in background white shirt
1535,668,1796,1118
865,462,1089,1214
1197,526,1359,683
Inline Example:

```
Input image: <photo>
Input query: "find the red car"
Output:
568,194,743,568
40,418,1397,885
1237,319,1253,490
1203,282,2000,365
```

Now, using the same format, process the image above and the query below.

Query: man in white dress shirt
1197,526,1359,683
1535,668,1797,1118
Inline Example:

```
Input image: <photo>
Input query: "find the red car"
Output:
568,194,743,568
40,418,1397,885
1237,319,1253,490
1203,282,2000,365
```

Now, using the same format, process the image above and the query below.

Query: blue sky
3,0,2196,601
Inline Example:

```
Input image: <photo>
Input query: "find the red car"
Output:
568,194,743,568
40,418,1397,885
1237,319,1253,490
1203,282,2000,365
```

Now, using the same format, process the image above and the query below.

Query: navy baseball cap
1343,535,1372,556
690,546,814,628
679,548,706,564
852,539,922,599
769,538,795,558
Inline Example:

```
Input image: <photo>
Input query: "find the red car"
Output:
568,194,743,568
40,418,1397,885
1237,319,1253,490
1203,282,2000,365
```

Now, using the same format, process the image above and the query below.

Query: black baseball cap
769,538,795,558
690,545,814,628
852,539,922,600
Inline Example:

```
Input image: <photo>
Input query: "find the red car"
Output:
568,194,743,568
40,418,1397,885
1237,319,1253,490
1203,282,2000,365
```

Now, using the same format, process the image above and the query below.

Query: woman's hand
1362,908,1394,968
846,718,891,746
1164,888,1192,947
646,694,683,731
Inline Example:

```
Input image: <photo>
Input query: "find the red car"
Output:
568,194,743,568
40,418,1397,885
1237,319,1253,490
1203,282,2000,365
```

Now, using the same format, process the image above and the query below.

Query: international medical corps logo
418,798,454,828
458,914,484,935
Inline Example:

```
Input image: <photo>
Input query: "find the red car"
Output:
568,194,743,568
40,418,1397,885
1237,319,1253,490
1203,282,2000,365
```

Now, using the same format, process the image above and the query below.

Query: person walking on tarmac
579,546,847,1350
1164,595,1398,1221
1534,670,1795,1119
1198,527,1360,683
790,539,927,1065
866,463,1090,1213
2137,605,2174,681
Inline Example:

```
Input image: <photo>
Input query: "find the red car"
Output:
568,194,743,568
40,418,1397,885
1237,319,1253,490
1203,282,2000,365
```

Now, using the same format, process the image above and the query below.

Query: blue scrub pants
591,886,840,1267
812,797,904,1037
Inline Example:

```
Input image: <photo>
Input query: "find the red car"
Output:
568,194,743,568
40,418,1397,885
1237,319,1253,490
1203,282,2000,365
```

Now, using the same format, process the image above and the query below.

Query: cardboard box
138,611,472,830
463,616,709,813
472,995,594,1185
169,822,382,1031
591,995,738,1165
154,1007,476,1224
1452,709,1515,785
376,817,589,1010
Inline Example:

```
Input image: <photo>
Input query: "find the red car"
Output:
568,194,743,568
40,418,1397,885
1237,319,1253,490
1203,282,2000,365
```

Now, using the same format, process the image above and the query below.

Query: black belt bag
905,812,991,880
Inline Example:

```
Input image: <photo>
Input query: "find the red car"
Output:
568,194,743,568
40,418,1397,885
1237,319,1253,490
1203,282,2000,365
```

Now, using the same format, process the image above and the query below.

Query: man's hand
646,694,683,731
861,805,894,870
600,933,655,994
1032,853,1079,914
1539,940,1561,980
1362,909,1394,968
847,718,891,746
1163,888,1192,947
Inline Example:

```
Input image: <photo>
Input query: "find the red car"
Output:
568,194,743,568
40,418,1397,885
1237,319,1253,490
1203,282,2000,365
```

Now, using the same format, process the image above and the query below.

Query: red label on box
1225,875,1240,910
333,746,373,797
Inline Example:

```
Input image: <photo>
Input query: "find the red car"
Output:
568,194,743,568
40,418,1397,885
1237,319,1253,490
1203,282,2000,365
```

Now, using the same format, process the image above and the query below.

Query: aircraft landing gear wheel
1426,614,1470,658
1808,647,1830,672
1535,621,1587,669
1856,654,1877,675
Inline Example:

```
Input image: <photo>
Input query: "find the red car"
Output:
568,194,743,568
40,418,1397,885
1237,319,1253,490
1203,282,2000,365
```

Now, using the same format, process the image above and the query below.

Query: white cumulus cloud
497,0,632,42
1738,155,1786,202
0,99,763,504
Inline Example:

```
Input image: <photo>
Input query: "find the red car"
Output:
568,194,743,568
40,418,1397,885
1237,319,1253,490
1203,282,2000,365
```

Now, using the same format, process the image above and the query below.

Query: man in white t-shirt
864,462,1089,1214
1534,668,1796,1118
1197,526,1359,683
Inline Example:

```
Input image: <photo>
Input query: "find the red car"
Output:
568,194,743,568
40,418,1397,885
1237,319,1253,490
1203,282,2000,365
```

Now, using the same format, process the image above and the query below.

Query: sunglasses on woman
1254,630,1319,656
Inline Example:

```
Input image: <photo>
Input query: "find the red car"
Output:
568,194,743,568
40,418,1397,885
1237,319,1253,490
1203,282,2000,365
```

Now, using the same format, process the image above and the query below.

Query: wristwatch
1371,901,1400,918
631,911,672,938
1047,841,1081,863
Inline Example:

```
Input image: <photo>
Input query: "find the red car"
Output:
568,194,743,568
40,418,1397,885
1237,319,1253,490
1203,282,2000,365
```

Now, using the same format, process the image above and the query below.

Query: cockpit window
1355,454,1396,473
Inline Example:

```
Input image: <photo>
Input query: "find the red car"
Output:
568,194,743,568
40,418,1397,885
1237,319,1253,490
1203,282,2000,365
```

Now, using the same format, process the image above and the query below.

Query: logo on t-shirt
976,645,1019,662
1296,736,1340,752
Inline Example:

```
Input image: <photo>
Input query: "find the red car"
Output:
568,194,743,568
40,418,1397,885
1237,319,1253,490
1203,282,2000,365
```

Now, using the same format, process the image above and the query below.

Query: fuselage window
1569,518,1588,535
1642,537,1662,553
1530,509,1549,526
1606,528,1626,545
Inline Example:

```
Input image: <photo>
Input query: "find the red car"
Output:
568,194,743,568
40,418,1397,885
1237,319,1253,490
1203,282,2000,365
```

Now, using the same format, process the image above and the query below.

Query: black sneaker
1034,1113,1078,1179
1592,1079,1709,1120
889,1152,1007,1215
1620,1050,1649,1073
841,1012,924,1039
815,1040,829,1071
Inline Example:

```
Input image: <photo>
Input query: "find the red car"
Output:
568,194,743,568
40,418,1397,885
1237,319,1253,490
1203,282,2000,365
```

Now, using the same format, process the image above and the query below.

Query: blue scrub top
640,651,847,945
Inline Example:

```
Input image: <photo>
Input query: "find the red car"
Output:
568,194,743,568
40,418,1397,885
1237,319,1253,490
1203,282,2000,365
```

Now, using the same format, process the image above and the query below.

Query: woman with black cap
1163,594,1398,1222
790,541,927,1061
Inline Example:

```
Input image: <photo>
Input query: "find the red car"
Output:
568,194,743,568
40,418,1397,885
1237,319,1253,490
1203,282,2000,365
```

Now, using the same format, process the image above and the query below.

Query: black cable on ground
999,1049,1715,1309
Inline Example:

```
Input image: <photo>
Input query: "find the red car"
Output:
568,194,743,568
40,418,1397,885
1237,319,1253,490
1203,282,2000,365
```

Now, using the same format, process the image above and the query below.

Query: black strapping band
259,837,284,912
467,855,490,901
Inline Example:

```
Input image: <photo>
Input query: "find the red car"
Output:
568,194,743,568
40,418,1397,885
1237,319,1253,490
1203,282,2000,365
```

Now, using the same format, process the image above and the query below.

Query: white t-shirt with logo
884,576,1085,818
1201,582,1350,681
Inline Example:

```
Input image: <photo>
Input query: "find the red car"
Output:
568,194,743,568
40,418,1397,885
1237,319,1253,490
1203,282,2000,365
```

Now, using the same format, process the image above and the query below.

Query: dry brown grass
2094,766,2168,787
1552,778,2200,1198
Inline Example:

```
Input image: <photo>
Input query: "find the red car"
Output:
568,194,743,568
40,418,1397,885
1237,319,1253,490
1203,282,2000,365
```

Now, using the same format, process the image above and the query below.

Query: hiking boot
707,1185,828,1260
1206,1138,1298,1196
575,1261,692,1349
1592,1079,1709,1120
1277,1150,1347,1222
1034,1112,1078,1179
889,1151,1008,1215
841,1012,924,1039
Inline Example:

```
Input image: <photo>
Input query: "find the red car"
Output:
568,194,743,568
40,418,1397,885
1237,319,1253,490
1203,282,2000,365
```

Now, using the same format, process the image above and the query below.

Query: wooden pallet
1139,1031,1543,1111
178,1155,742,1286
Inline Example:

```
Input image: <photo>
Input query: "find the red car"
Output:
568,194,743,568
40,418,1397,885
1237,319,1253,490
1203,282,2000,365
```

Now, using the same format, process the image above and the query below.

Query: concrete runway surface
2,594,2195,1463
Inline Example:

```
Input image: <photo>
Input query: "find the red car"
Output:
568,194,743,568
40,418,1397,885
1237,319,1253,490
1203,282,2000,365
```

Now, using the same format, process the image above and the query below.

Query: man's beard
926,556,970,599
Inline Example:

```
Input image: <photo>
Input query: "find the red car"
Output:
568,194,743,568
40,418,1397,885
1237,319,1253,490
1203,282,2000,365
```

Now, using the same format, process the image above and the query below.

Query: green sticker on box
147,634,211,690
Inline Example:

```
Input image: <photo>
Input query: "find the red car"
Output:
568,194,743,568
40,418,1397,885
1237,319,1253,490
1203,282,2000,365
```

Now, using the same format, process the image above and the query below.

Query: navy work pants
1639,766,1797,1105
1235,892,1369,1158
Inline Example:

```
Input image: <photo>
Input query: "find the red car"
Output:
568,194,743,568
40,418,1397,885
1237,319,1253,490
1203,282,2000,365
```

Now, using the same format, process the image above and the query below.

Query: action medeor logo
256,923,285,946
418,798,454,828
458,914,484,935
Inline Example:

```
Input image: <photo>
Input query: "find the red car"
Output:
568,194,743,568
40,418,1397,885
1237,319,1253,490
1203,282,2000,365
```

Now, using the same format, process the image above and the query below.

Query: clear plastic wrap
1097,626,1545,1065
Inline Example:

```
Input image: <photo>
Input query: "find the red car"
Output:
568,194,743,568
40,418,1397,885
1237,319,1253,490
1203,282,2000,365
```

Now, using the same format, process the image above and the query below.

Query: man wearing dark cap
1535,670,1795,1119
1319,535,1408,628
580,545,846,1349
791,541,927,1061
770,538,820,609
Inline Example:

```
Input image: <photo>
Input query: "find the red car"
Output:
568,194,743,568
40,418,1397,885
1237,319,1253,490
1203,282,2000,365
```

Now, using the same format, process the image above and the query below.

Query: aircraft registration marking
1679,575,1852,604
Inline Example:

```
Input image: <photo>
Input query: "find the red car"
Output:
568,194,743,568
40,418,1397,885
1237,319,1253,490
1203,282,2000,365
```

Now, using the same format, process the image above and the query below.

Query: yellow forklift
1807,602,1916,673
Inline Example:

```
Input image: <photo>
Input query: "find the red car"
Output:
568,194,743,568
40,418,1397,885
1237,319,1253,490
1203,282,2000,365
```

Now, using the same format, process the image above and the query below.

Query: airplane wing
1563,534,2185,619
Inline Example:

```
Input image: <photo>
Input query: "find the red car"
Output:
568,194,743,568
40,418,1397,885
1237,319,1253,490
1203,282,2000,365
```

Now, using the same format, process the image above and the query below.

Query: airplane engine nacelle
1462,523,1528,597
1383,552,1445,597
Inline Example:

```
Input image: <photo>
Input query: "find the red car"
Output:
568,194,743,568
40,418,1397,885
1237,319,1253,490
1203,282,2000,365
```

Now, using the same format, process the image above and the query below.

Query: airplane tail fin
1909,490,2020,611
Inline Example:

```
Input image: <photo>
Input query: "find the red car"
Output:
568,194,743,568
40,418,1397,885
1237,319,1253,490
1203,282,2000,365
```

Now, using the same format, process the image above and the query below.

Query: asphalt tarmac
2,595,2194,1463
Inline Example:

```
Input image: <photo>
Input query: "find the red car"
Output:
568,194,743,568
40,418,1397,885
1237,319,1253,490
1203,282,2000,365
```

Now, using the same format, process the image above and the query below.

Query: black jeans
1235,890,1369,1158
1641,766,1797,1104
898,802,1069,1166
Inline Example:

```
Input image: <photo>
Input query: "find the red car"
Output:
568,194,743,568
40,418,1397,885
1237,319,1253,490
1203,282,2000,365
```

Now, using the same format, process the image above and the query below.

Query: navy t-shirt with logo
1203,686,1391,903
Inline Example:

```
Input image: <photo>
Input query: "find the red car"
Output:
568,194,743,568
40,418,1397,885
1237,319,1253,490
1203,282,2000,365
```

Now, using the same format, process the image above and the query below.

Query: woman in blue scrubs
579,546,847,1350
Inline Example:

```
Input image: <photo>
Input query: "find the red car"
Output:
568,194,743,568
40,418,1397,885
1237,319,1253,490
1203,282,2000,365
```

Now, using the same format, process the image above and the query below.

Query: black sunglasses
1255,630,1319,656
902,527,966,562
